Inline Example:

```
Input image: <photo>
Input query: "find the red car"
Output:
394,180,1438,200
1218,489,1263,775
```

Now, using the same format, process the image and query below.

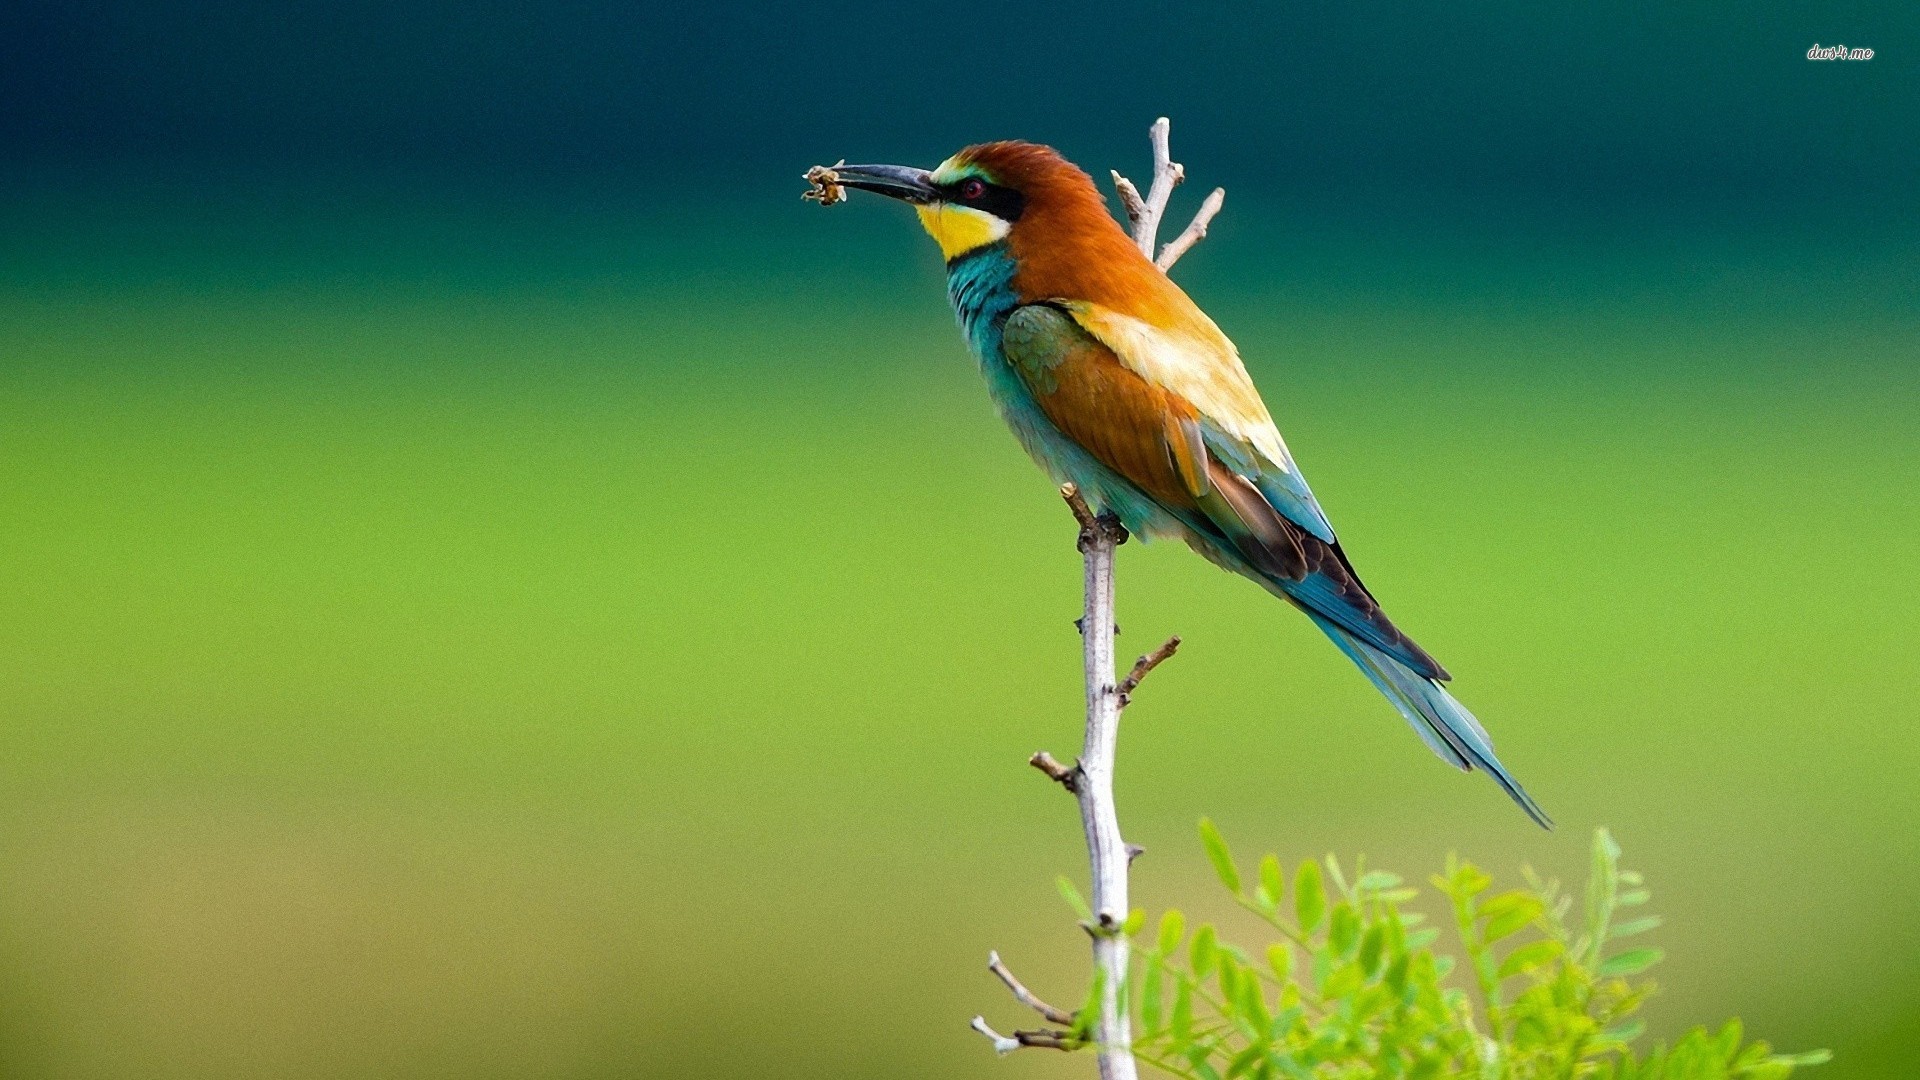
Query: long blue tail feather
1306,612,1552,829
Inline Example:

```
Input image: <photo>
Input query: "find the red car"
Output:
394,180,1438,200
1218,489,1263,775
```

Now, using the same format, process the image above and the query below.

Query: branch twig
1109,171,1147,231
1069,467,1139,1079
1117,636,1183,707
988,951,1077,1026
1109,116,1224,271
1154,187,1225,271
970,1016,1077,1054
970,1016,1023,1055
1061,482,1125,549
1029,751,1079,792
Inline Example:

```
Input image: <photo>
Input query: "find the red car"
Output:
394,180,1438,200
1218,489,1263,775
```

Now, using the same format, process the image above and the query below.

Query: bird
825,142,1549,828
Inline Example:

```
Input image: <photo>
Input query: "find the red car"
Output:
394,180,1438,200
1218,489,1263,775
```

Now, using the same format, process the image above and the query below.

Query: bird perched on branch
822,141,1549,827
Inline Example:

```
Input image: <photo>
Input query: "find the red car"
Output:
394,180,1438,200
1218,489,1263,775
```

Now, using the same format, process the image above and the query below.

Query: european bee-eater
829,142,1549,827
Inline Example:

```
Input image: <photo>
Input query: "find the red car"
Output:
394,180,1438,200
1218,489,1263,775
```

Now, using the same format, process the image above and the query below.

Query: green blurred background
1,2,1914,1077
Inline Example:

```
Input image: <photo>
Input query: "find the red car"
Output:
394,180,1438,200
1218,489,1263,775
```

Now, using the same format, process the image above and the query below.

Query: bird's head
832,141,1120,263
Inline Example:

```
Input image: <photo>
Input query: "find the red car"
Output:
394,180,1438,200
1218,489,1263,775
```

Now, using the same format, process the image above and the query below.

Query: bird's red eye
959,178,987,201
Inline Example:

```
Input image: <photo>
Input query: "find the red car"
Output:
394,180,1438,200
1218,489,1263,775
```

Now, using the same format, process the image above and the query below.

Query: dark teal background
1,3,1914,1079
3,1,1910,206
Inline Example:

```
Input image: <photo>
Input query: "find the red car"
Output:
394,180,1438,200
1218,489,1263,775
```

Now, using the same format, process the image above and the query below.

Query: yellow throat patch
915,202,1011,261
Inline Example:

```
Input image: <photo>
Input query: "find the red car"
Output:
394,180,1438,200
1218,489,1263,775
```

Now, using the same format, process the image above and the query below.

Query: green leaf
1595,827,1623,866
1191,923,1219,978
1329,903,1360,957
1497,938,1563,979
1480,891,1544,942
1322,855,1350,897
1356,870,1404,893
1385,952,1411,996
1226,1045,1266,1079
1713,1018,1743,1060
1359,924,1386,977
1322,960,1364,999
1171,980,1194,1043
1603,1018,1647,1045
1270,1004,1302,1038
1268,943,1294,983
1124,908,1147,937
1450,862,1494,898
1259,855,1285,911
1611,916,1662,939
1056,876,1093,921
1141,962,1164,1034
1296,861,1326,934
1597,948,1665,977
1236,966,1271,1037
1072,970,1104,1040
1157,910,1187,955
1201,818,1241,893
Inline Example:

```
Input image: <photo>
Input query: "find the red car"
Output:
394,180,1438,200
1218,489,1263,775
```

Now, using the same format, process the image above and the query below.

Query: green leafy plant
1113,825,1828,1080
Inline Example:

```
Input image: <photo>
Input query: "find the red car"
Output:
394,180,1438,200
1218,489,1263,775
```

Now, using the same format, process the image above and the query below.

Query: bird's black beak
831,163,939,204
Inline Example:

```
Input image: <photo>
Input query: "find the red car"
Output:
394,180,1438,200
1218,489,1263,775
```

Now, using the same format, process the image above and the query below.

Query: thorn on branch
987,951,1076,1025
1127,843,1146,864
1116,635,1182,707
1029,751,1079,793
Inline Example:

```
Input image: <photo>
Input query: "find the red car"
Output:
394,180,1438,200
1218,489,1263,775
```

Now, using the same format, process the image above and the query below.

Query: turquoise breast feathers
942,244,1186,538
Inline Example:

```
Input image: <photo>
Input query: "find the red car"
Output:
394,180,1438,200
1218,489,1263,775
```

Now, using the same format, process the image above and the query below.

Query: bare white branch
1110,170,1147,229
970,1015,1075,1054
1155,187,1225,271
988,950,1076,1026
988,485,1150,1078
1070,486,1138,1080
970,1016,1023,1056
977,122,1208,1080
1108,116,1226,271
1141,117,1184,247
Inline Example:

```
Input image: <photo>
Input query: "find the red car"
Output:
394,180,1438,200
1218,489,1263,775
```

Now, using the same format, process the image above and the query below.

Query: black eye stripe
942,176,1026,222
